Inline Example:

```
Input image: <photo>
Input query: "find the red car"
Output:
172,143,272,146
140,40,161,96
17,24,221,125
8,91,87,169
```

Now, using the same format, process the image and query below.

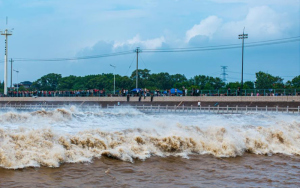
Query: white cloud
186,6,293,42
113,34,165,49
220,6,292,39
185,16,222,42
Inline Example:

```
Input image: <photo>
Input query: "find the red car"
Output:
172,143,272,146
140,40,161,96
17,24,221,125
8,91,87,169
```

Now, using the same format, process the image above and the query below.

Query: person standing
144,88,147,99
228,88,231,96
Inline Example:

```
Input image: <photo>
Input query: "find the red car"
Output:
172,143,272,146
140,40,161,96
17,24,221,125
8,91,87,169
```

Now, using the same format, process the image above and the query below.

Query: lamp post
110,64,116,95
13,69,19,97
238,28,248,91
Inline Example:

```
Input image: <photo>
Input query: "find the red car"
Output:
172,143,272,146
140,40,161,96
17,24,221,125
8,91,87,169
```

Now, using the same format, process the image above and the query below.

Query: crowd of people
3,89,106,97
0,87,298,97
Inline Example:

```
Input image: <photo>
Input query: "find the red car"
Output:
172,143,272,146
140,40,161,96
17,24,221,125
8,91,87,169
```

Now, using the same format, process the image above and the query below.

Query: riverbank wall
0,96,299,108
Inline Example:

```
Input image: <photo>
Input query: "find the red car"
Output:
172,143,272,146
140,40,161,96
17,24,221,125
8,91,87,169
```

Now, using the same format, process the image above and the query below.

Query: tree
58,75,78,90
32,73,62,90
12,69,299,94
0,81,3,93
226,82,241,89
243,81,254,89
130,69,151,89
148,72,172,89
290,75,300,88
191,75,225,90
172,74,189,89
255,71,284,89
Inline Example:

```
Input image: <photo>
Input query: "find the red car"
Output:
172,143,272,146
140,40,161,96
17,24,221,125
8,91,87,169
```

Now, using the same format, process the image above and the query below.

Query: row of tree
1,69,299,92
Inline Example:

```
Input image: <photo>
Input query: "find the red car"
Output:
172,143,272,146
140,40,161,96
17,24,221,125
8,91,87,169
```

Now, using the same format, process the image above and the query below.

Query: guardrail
0,104,299,114
107,105,299,114
2,88,300,97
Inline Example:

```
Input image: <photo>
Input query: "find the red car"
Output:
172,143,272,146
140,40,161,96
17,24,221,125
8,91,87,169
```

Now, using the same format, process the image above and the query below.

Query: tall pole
4,31,7,95
13,69,19,97
238,28,248,90
10,58,13,90
17,71,18,97
1,29,13,95
242,31,244,89
135,47,140,89
110,64,116,94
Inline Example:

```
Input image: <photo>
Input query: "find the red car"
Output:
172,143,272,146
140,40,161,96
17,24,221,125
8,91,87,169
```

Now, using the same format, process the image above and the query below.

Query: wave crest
1,121,300,169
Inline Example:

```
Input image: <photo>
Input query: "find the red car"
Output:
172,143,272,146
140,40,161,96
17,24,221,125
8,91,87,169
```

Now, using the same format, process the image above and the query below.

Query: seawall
0,96,300,102
0,96,300,108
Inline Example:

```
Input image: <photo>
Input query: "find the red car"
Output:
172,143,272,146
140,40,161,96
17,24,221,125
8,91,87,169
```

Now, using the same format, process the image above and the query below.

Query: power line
6,36,300,62
14,51,133,62
143,36,300,51
227,71,254,75
139,54,148,69
125,53,136,76
142,38,300,53
227,71,298,78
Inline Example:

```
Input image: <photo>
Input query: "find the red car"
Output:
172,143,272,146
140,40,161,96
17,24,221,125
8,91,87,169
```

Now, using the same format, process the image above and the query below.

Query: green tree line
1,70,299,92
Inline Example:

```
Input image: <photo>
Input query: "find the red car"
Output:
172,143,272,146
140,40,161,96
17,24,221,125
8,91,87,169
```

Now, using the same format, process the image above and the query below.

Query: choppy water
0,107,300,187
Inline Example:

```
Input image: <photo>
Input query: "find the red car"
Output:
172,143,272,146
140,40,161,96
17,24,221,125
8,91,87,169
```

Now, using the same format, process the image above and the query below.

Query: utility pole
221,66,228,82
13,69,19,97
1,17,13,95
10,58,14,90
110,64,116,95
135,47,141,89
238,28,248,89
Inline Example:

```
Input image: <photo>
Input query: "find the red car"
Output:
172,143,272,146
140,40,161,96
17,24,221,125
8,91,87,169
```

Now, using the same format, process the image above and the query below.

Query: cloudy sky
0,0,299,84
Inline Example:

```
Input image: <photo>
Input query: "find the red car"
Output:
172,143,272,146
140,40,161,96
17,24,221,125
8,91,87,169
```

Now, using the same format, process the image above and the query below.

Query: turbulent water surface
0,107,300,187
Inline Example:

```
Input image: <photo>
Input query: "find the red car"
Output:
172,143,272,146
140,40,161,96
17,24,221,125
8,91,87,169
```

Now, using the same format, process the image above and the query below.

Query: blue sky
0,0,299,84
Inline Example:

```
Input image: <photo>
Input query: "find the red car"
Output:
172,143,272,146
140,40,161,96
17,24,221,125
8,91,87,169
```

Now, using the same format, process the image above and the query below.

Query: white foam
0,107,299,169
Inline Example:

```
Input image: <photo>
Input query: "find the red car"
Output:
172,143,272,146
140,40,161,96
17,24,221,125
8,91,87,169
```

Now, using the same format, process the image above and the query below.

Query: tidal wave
0,107,299,169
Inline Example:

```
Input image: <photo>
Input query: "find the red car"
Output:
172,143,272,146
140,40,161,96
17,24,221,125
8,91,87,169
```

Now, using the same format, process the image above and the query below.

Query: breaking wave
0,107,299,169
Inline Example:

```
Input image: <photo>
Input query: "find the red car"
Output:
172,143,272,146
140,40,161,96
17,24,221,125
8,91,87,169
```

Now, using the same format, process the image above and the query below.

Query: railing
1,88,300,97
0,104,299,114
107,105,299,114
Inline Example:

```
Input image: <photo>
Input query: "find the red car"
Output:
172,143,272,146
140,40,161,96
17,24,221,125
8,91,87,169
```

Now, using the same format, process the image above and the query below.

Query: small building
13,81,32,89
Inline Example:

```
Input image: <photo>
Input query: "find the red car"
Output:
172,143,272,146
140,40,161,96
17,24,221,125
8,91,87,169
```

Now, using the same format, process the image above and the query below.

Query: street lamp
13,69,19,97
238,27,248,90
110,64,116,95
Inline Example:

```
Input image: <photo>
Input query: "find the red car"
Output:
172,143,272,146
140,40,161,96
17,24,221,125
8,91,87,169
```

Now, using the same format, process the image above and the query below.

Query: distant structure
13,81,32,89
0,17,13,95
221,66,228,82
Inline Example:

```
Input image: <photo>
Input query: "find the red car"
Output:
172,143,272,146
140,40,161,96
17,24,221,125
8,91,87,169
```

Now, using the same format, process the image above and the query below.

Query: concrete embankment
0,96,300,108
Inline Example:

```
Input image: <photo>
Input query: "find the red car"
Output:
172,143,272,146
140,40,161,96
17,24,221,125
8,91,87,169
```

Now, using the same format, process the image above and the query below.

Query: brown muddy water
1,108,300,187
1,154,300,187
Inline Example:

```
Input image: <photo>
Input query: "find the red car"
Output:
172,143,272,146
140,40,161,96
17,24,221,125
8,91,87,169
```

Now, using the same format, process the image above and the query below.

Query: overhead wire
142,38,300,53
3,35,300,62
139,54,148,69
227,71,254,75
14,50,133,62
227,71,298,78
142,36,300,51
125,53,136,76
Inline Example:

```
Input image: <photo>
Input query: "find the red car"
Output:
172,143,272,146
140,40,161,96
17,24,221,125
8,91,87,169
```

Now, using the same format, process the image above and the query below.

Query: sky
0,0,299,84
